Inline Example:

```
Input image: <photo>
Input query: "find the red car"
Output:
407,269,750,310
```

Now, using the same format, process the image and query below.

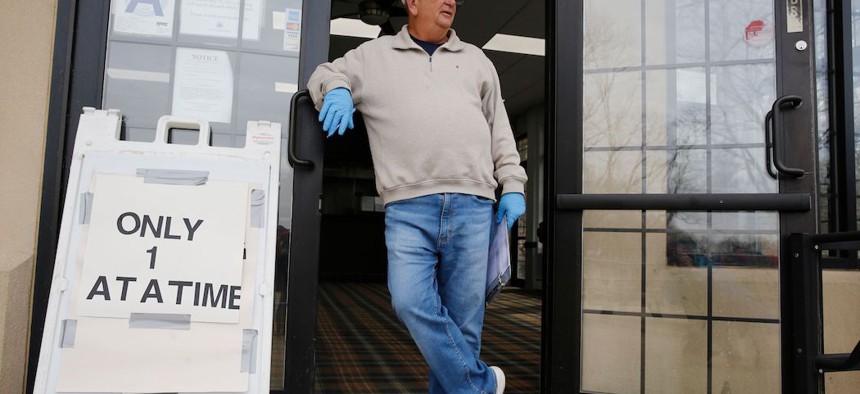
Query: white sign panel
56,318,248,393
113,0,175,37
74,174,248,323
180,0,262,40
171,47,234,123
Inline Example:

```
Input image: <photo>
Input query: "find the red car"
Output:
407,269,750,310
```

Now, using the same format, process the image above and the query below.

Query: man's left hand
496,193,526,230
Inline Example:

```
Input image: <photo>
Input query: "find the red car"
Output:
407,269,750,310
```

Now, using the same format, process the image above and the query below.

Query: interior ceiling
328,0,546,120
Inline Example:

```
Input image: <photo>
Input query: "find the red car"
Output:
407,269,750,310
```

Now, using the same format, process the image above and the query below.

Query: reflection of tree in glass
583,1,639,70
582,0,785,269
709,64,776,194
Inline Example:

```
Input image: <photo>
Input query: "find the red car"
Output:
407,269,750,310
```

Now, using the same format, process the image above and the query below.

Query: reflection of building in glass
667,232,778,268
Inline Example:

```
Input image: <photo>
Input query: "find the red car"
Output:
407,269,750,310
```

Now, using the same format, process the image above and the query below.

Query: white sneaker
489,366,506,394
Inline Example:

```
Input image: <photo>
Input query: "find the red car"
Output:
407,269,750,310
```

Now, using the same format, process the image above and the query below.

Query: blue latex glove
318,87,355,137
496,193,525,230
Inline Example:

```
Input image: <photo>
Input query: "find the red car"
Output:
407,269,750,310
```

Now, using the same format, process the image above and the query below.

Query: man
307,0,526,392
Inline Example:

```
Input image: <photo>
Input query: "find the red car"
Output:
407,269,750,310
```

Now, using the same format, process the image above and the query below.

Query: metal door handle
766,95,805,178
288,90,315,168
764,110,779,179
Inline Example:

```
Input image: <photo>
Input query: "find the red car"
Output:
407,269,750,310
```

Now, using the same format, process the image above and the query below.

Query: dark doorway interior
314,282,541,393
313,113,541,393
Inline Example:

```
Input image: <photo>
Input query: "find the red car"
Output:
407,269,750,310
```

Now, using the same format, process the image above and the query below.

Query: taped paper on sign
73,174,248,323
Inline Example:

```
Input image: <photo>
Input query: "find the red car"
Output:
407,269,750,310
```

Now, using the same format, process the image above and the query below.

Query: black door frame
280,0,330,391
545,0,823,393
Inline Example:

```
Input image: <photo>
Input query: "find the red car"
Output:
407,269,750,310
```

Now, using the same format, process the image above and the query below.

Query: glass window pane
668,149,707,193
825,372,860,392
584,151,643,194
645,0,706,66
581,314,641,393
584,0,642,70
710,64,775,145
712,263,779,319
708,0,775,62
646,69,708,147
583,232,642,312
584,71,643,149
647,233,707,315
711,148,777,193
822,270,860,354
645,318,707,394
105,1,303,389
236,53,299,132
712,321,780,393
104,42,173,134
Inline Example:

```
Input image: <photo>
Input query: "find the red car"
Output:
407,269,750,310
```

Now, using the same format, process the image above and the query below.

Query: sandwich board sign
34,107,282,393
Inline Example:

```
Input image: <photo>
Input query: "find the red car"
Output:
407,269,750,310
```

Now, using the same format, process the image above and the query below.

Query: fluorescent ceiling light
330,18,381,39
482,34,544,56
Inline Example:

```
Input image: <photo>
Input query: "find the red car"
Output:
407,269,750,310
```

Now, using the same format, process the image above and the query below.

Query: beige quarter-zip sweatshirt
307,26,527,204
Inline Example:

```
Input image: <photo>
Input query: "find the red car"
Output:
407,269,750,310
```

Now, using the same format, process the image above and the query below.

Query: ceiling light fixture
482,34,545,56
330,17,381,39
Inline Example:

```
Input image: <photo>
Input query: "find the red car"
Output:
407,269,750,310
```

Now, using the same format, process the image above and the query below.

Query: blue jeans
385,193,497,394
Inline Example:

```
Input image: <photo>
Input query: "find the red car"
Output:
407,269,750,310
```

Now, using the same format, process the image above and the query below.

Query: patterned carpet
315,282,542,393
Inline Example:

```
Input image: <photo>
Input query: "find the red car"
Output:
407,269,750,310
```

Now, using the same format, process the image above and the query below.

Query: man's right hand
318,87,355,137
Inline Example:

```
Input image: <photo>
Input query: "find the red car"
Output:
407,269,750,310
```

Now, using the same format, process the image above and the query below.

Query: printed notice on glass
283,8,302,51
180,0,262,40
242,0,262,40
113,0,175,37
171,47,234,123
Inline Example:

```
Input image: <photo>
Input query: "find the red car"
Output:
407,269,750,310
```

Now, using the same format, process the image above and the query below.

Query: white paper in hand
486,217,511,304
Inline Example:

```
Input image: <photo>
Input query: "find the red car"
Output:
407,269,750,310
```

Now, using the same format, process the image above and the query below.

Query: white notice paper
172,47,234,123
74,174,248,323
113,0,175,37
56,318,248,392
180,0,262,40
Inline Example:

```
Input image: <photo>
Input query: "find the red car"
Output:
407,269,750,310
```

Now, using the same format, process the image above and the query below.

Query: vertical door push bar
764,95,805,179
288,90,315,168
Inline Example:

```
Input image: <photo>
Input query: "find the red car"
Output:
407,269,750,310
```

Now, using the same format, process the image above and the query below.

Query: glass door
99,1,330,392
29,1,328,392
546,0,818,393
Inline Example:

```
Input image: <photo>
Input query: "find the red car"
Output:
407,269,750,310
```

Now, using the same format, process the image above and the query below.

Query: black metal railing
789,231,860,393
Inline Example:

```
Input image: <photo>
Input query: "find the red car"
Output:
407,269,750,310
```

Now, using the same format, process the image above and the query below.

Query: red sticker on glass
744,20,774,47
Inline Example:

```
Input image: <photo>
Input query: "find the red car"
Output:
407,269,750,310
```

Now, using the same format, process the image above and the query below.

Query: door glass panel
819,3,860,393
825,372,860,392
645,318,707,394
104,0,303,390
855,0,860,229
582,1,780,392
821,270,860,393
712,321,780,393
